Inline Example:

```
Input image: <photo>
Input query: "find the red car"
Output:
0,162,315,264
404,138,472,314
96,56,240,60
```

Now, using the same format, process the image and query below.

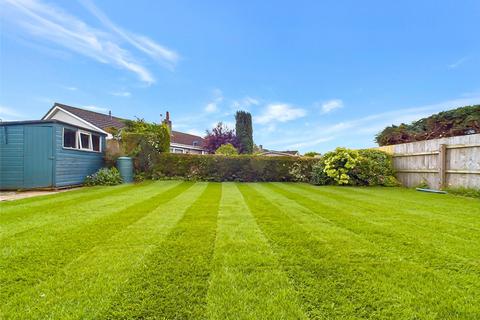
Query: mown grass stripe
2,182,208,319
0,182,144,217
0,181,192,304
241,183,479,319
260,185,480,318
271,183,480,263
0,182,154,240
206,183,307,320
102,182,221,319
293,184,480,232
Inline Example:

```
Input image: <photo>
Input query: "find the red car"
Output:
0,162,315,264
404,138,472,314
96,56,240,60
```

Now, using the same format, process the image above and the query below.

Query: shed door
24,126,54,188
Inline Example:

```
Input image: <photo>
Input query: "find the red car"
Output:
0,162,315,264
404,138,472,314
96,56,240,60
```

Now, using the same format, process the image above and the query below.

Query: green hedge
138,153,317,182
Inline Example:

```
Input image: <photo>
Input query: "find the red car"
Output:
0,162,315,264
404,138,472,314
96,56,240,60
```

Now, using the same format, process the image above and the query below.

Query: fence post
438,144,447,189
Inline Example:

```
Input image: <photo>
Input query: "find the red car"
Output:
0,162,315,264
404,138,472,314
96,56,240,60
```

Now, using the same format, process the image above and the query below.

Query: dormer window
193,140,199,147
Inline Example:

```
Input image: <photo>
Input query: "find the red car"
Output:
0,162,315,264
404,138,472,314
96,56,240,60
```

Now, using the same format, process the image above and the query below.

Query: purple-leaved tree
203,122,239,154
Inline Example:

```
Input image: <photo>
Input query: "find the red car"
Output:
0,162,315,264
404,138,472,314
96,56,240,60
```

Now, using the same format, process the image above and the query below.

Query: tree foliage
203,122,239,154
121,118,170,155
375,105,480,146
235,111,253,154
215,143,239,156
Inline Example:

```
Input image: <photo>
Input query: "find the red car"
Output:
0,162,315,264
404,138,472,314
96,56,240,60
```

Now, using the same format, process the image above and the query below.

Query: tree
215,143,239,156
121,118,170,155
375,105,480,146
203,122,239,154
235,111,253,154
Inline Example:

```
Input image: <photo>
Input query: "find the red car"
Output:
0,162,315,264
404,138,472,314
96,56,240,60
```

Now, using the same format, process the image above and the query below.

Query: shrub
215,143,239,156
84,167,122,186
310,161,331,185
310,148,399,186
353,149,399,186
323,148,360,185
138,153,317,182
289,161,314,182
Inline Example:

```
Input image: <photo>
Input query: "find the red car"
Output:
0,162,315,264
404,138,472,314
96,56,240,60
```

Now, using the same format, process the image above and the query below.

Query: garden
1,181,479,319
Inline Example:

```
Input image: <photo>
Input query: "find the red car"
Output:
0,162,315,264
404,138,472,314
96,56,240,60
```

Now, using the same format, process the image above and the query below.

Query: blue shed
0,120,106,190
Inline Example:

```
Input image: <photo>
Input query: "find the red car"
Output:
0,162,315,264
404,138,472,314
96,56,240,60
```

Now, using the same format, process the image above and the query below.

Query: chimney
108,110,112,120
163,111,172,131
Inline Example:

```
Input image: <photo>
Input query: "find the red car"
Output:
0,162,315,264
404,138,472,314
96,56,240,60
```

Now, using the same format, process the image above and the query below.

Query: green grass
1,181,479,319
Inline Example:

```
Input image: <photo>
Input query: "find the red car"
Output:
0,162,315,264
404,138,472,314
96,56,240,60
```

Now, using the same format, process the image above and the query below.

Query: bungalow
43,103,206,154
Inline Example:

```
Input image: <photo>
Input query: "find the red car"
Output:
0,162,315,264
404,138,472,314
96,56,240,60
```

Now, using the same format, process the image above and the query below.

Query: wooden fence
377,134,480,189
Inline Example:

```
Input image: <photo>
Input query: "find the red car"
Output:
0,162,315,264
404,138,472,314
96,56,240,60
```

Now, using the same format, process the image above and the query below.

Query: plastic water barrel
116,157,134,183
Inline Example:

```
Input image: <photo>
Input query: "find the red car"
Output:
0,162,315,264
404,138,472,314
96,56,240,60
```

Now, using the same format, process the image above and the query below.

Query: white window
173,148,185,154
62,127,101,152
79,131,91,150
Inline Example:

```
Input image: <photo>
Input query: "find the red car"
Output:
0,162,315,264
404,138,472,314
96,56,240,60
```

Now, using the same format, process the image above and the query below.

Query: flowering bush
84,167,122,186
323,148,360,185
310,148,399,186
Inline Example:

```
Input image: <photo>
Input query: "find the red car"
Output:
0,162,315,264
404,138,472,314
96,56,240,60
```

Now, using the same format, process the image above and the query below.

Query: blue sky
1,0,479,153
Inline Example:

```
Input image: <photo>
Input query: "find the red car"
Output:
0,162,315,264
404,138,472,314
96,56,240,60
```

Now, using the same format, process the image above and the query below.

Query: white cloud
205,102,218,113
320,99,343,113
272,96,480,151
110,91,131,97
231,96,260,110
255,103,306,124
1,0,178,83
448,56,469,69
79,0,179,69
63,86,78,91
0,105,24,120
82,105,109,113
204,88,223,113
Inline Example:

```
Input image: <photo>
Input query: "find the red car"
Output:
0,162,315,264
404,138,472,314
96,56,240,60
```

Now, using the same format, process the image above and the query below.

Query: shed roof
0,120,107,135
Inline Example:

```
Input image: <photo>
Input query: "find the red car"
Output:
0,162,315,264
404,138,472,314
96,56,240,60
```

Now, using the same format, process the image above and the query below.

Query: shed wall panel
0,126,25,189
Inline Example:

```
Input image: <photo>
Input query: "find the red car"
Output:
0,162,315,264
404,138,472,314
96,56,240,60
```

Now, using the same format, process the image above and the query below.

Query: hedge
137,153,317,182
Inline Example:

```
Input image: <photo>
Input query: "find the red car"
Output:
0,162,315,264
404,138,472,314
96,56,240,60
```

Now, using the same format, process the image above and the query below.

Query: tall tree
203,122,239,154
235,110,253,154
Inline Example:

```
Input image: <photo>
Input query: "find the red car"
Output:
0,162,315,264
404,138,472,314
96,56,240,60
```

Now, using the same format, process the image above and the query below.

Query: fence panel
377,134,480,189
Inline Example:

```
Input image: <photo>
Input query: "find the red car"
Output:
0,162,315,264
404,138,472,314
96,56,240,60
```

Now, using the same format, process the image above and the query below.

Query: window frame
62,127,102,153
62,127,78,150
78,130,92,151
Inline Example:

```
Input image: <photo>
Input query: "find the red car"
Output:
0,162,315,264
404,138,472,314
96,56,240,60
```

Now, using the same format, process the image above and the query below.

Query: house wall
0,125,25,189
170,143,205,154
48,109,99,132
54,123,105,187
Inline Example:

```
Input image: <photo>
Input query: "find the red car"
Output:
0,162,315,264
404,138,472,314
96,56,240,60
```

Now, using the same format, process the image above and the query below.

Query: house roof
43,103,205,148
259,149,299,156
45,103,127,130
171,130,204,147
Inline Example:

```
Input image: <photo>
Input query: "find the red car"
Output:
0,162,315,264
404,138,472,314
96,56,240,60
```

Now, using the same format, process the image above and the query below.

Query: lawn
1,181,479,319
